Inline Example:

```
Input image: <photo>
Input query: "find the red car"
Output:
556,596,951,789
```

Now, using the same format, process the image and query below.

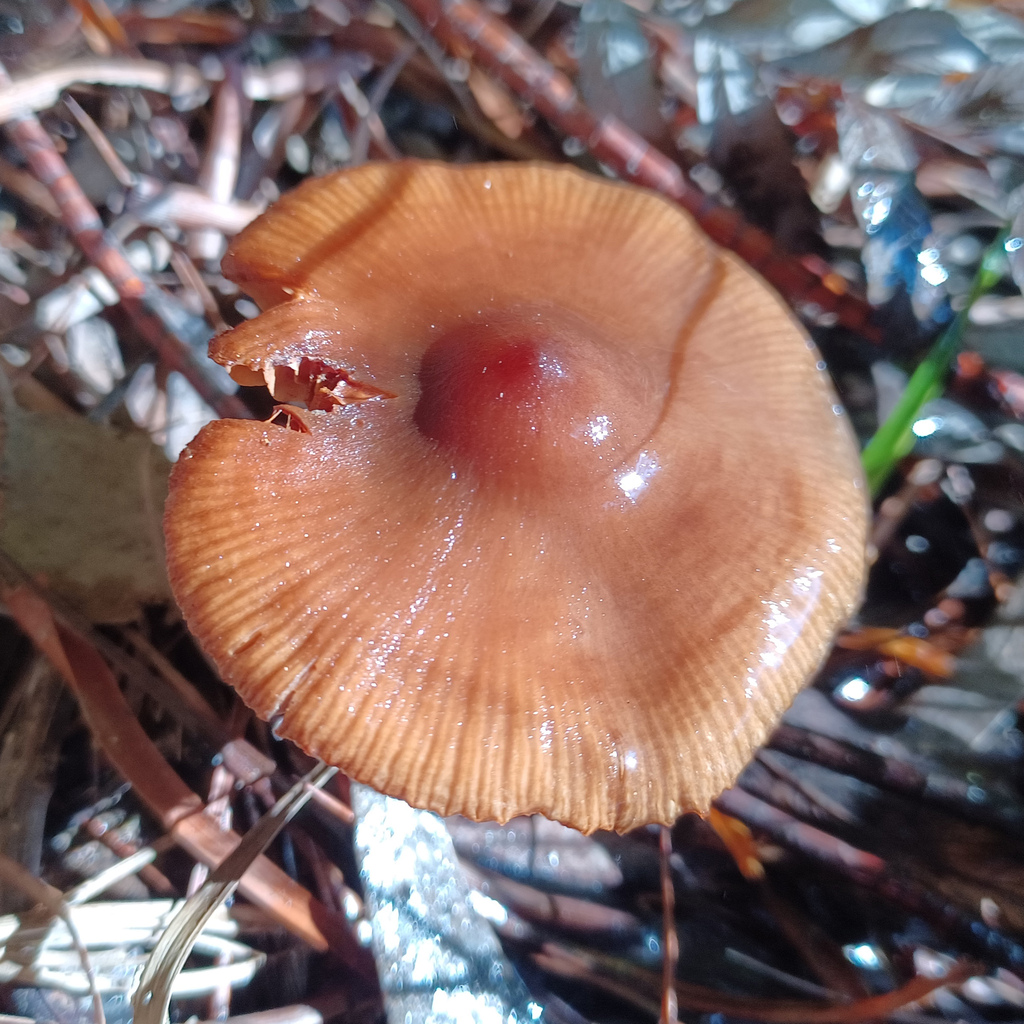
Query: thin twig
350,40,417,165
0,59,206,124
190,67,244,261
63,93,136,188
659,825,678,1024
169,247,230,333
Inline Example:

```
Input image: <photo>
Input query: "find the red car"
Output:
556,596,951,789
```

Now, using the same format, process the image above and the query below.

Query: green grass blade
860,232,1008,495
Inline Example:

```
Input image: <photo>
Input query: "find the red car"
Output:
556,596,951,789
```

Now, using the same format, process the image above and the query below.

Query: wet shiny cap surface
164,161,867,834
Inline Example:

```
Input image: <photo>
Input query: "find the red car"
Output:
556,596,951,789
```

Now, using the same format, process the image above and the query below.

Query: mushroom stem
351,784,542,1023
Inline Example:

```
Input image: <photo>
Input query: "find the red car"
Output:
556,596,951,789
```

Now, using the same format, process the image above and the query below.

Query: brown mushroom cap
165,161,867,834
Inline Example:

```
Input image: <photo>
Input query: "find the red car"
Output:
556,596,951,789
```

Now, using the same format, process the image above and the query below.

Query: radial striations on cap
165,161,867,835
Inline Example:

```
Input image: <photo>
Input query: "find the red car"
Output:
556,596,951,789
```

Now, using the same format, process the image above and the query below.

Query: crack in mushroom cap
165,161,867,835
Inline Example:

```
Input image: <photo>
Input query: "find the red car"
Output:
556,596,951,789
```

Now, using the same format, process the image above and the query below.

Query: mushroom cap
165,161,867,834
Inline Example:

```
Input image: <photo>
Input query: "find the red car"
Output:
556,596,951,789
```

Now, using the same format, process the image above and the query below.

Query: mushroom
165,161,866,834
